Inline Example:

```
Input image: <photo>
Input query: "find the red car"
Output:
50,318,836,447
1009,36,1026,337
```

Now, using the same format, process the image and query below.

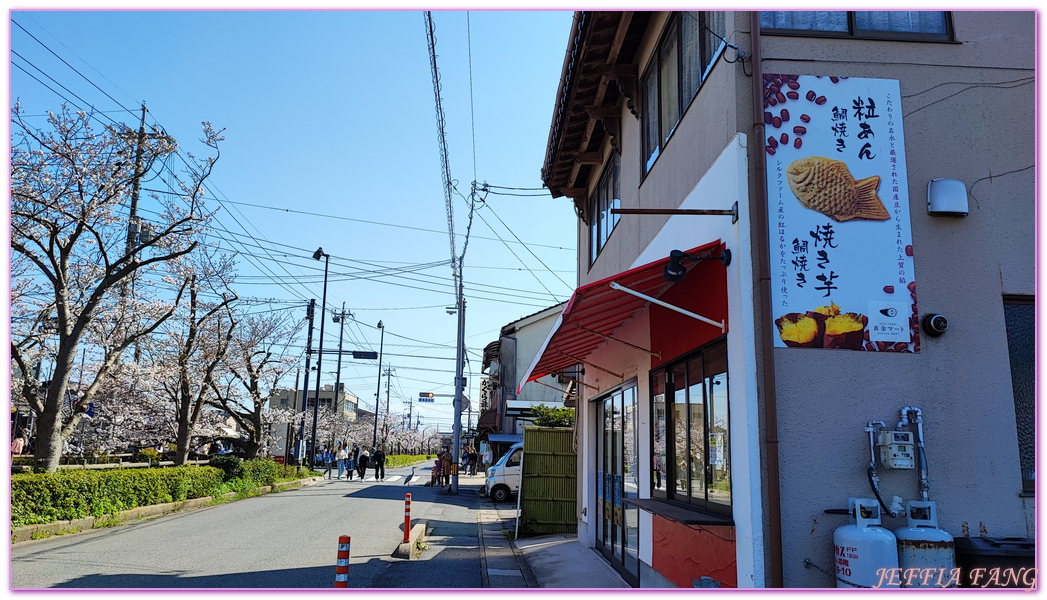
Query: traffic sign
352,351,378,360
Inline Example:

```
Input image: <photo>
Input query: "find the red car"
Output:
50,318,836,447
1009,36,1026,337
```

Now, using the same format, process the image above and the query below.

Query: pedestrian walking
483,447,493,471
467,447,478,476
336,442,348,479
372,445,386,481
348,444,359,480
323,447,336,479
357,447,370,479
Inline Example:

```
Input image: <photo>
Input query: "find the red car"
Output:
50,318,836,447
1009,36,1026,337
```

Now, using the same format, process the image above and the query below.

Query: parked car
484,442,523,503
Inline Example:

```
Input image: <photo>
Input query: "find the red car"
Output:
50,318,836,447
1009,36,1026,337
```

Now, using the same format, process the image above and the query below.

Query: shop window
641,12,727,176
650,339,730,514
1003,296,1034,494
589,153,620,265
760,11,952,42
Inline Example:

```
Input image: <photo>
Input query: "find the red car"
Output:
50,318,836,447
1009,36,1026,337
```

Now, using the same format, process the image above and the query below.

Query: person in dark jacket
372,445,387,481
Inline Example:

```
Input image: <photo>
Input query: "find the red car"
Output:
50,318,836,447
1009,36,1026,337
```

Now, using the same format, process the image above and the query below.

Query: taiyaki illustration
786,156,889,222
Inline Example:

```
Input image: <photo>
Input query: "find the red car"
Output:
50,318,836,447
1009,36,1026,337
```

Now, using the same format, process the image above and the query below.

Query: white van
484,442,523,502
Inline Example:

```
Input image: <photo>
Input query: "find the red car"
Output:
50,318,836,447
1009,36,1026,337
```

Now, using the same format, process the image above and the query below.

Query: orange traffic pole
403,493,412,543
334,535,350,588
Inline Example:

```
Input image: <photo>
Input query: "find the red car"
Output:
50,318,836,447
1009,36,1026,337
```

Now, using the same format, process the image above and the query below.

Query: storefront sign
764,75,919,353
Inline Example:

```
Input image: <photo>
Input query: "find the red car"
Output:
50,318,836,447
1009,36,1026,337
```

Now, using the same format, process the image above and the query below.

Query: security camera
921,314,948,337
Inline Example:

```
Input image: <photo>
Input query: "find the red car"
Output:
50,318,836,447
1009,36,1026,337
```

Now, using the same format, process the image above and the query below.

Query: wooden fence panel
519,426,577,537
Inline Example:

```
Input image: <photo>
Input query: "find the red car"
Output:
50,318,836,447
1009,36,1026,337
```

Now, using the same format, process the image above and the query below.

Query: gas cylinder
894,501,956,587
833,498,901,588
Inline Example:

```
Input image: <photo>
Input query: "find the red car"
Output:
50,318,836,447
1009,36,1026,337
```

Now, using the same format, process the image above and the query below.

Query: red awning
518,240,721,393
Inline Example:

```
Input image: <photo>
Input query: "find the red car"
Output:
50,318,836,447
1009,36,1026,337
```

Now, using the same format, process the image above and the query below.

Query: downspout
749,12,784,588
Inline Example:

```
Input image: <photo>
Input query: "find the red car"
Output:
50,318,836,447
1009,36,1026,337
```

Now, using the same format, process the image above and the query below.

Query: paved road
11,463,485,589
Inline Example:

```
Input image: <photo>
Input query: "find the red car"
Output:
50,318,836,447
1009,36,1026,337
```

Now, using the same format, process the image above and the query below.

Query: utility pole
451,289,466,494
290,367,300,463
299,300,316,467
332,303,349,415
382,367,394,444
124,105,148,259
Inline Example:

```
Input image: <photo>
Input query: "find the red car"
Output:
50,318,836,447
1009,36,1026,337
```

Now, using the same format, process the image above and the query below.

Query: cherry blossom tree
10,104,223,472
208,306,303,458
152,267,237,466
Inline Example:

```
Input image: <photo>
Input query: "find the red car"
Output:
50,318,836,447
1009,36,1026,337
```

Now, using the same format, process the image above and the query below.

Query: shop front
519,235,748,587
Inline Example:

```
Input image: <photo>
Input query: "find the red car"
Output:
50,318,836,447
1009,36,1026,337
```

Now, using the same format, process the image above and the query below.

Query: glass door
595,382,639,586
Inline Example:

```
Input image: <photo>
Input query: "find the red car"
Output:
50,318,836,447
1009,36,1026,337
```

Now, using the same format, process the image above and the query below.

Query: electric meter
878,430,915,469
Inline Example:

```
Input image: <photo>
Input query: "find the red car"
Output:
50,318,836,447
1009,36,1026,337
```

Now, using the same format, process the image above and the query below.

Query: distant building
267,383,359,421
479,303,571,452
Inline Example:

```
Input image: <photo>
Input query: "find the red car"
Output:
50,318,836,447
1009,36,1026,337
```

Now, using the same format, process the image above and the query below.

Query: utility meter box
879,430,915,469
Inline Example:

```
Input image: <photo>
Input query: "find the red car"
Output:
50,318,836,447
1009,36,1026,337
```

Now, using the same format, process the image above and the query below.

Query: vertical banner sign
764,75,919,353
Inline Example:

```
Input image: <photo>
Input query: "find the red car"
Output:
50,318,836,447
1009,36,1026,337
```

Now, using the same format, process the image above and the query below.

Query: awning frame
609,281,725,332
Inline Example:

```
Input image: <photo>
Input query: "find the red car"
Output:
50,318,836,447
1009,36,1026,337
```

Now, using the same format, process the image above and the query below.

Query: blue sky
9,9,579,432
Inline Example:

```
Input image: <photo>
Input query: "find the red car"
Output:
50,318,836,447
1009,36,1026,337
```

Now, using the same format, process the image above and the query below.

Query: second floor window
641,12,726,176
589,152,620,265
760,11,951,41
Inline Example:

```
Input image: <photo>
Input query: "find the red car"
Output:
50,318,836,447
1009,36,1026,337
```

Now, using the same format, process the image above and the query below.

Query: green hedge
385,454,433,469
11,465,224,527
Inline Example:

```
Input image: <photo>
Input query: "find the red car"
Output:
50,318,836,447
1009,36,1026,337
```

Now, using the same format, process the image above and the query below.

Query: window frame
649,337,731,516
1003,295,1035,495
759,11,955,43
640,11,727,178
588,152,621,266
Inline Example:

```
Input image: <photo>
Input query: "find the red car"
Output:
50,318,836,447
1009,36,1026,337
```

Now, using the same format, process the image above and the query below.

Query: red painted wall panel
651,513,737,588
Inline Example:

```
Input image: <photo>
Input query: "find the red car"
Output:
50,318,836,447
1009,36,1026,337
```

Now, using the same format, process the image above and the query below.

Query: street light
309,247,330,470
371,320,385,448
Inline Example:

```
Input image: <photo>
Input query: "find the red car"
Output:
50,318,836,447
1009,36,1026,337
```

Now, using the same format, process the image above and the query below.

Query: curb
10,476,322,544
393,521,429,559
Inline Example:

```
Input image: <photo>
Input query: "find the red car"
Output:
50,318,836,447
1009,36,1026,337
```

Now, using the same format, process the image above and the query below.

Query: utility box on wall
519,426,577,536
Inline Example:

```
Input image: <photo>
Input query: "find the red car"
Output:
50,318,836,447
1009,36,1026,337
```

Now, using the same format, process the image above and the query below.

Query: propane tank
834,498,901,588
894,501,956,587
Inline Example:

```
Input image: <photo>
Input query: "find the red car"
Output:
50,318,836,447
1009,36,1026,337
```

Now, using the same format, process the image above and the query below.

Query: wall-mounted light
927,178,968,217
663,249,732,282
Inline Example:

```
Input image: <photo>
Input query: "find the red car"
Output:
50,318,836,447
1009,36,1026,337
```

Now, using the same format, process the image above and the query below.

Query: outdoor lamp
663,248,732,282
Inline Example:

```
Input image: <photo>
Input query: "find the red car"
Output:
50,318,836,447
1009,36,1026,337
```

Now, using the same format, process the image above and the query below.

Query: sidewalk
469,475,629,589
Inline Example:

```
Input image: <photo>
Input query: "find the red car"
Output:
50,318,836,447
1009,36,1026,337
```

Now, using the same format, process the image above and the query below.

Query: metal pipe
865,420,897,517
749,11,784,588
899,406,929,501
